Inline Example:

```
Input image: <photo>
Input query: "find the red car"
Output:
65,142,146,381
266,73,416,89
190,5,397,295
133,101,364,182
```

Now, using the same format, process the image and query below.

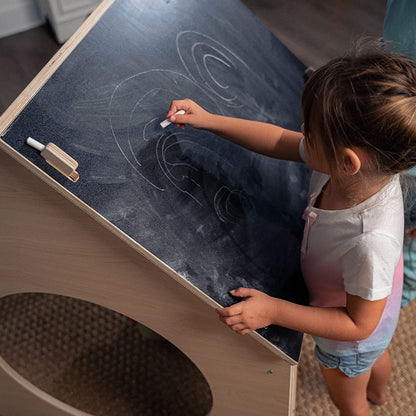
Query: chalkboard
2,0,311,361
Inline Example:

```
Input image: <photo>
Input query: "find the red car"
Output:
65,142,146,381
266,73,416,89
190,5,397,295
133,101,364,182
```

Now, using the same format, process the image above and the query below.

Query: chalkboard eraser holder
26,137,79,182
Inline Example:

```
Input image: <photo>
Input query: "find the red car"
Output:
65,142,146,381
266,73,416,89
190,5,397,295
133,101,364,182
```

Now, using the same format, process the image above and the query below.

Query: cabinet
38,0,102,42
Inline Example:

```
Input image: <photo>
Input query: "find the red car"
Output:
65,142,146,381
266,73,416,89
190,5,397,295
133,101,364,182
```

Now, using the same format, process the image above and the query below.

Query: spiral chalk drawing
108,31,265,216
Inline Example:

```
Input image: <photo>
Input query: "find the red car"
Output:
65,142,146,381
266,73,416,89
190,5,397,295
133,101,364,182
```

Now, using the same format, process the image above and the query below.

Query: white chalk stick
26,137,45,152
160,110,185,128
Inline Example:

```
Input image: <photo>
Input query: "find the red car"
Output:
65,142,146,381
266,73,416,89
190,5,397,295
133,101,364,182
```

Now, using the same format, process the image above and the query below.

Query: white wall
0,0,45,39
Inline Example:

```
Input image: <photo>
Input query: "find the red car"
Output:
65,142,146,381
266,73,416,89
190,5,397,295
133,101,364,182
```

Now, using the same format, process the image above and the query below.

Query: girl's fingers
166,103,178,118
216,303,243,317
220,314,242,326
167,99,190,118
230,287,256,298
230,323,247,332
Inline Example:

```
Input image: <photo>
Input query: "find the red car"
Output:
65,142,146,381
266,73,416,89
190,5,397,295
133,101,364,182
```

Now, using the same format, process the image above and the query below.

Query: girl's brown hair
301,47,416,176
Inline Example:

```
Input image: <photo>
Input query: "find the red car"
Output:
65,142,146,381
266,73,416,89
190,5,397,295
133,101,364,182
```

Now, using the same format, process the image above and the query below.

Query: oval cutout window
0,293,213,415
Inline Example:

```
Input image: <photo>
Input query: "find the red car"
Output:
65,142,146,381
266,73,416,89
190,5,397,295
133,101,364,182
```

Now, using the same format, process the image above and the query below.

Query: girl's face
302,123,331,174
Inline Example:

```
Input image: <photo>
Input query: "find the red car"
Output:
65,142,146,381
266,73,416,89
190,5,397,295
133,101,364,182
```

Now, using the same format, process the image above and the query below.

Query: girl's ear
342,148,361,175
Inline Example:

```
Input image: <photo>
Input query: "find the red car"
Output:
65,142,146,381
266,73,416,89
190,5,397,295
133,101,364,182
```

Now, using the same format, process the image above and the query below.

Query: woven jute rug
0,292,415,415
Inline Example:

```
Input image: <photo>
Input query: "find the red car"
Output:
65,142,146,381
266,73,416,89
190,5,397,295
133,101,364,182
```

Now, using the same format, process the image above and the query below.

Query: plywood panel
0,147,297,415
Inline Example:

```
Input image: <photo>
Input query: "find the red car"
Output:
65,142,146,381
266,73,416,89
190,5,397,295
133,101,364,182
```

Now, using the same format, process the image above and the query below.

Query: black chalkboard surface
2,0,311,361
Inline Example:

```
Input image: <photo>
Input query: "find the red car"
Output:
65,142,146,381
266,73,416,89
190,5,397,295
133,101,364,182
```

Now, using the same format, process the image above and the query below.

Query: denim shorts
314,345,385,377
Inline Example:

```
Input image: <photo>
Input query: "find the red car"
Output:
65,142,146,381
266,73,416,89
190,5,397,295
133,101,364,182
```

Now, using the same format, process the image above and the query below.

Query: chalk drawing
214,186,256,224
176,31,250,107
109,32,257,222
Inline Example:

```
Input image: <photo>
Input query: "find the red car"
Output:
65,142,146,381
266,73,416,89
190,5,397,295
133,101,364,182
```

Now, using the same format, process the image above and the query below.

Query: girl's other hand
166,99,213,130
216,288,277,335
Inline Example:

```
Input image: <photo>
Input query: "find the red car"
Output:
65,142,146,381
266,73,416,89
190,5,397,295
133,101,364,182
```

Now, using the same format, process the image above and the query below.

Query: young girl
165,49,416,416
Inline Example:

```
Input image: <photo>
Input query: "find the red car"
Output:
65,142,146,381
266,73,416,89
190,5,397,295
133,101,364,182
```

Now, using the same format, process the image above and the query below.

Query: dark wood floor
0,0,387,115
0,24,60,114
242,0,386,68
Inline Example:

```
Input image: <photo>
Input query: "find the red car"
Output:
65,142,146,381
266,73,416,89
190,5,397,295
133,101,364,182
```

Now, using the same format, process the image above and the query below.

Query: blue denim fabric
314,345,385,378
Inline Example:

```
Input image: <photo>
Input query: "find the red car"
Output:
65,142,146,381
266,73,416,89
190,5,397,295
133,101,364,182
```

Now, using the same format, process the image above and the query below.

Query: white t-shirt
300,168,404,355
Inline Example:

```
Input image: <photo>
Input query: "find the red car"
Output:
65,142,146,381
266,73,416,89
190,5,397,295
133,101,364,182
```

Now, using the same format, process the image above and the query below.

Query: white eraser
160,110,185,128
26,137,45,152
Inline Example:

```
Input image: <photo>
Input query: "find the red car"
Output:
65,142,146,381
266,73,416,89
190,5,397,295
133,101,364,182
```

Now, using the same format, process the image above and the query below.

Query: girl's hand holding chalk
165,99,213,130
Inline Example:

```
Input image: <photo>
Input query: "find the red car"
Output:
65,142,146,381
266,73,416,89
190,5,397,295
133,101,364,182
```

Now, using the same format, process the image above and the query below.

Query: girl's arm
166,99,304,162
217,288,387,341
